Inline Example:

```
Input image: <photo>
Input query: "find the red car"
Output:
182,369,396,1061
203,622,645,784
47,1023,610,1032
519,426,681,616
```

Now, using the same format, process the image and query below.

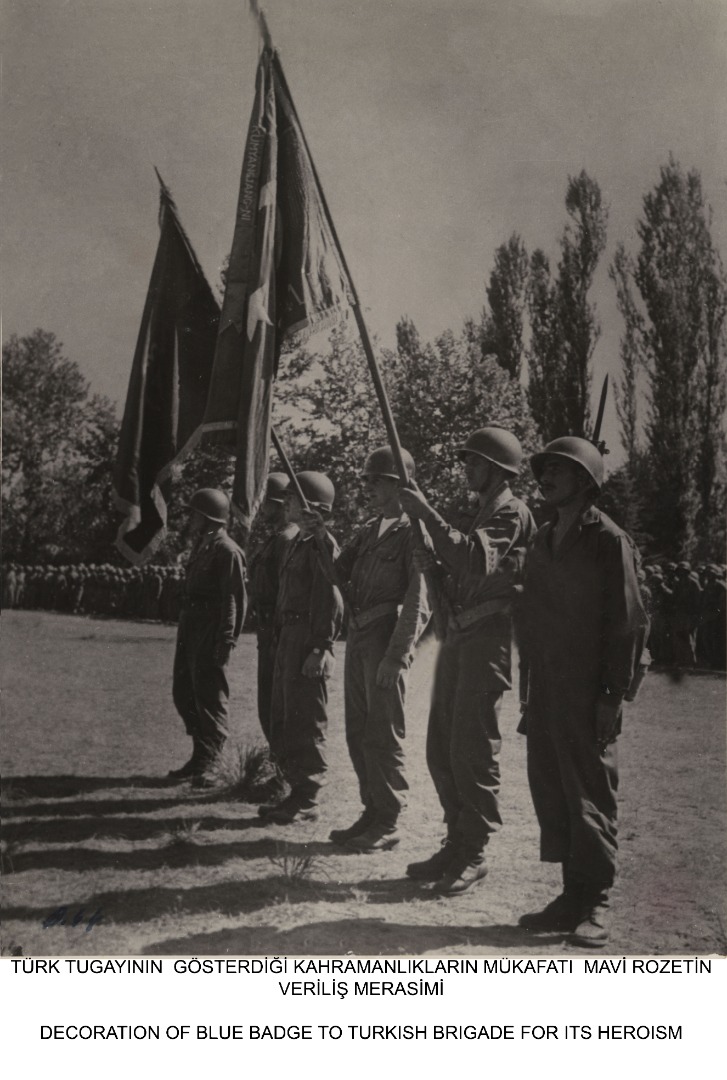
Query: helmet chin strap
478,465,507,501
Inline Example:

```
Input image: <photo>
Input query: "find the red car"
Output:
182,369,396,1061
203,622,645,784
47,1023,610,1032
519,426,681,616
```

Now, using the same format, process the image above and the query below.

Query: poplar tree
468,233,529,381
527,171,608,440
611,158,727,559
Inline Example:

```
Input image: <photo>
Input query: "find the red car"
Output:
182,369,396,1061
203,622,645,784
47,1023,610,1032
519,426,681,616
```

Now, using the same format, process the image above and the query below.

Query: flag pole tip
249,0,273,49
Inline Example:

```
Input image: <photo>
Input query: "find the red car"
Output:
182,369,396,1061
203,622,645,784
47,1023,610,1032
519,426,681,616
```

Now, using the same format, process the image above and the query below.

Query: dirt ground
1,610,725,957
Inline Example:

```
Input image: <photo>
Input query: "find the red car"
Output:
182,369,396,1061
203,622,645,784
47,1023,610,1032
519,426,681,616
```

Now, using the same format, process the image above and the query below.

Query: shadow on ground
2,776,178,798
3,835,366,873
143,918,559,955
3,814,266,847
2,872,452,927
1,773,265,820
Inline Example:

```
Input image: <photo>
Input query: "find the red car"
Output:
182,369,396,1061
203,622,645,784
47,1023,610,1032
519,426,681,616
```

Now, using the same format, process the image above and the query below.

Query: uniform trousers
344,616,407,829
426,624,505,859
526,678,618,888
672,626,697,668
172,612,230,766
269,623,329,807
256,627,276,744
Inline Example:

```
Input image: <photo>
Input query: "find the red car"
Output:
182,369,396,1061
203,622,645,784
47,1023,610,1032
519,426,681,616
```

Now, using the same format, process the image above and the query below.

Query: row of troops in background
639,560,726,671
5,553,724,673
2,563,186,622
166,428,656,948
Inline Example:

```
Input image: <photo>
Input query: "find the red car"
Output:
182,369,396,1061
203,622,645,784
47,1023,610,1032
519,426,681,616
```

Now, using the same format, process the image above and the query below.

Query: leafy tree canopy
2,330,119,564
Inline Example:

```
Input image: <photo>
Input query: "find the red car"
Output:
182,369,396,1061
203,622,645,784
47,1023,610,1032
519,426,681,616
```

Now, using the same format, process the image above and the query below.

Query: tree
272,324,387,544
386,318,540,511
526,248,564,440
606,245,652,546
273,318,540,548
610,158,727,560
2,330,120,563
466,233,529,380
527,171,609,440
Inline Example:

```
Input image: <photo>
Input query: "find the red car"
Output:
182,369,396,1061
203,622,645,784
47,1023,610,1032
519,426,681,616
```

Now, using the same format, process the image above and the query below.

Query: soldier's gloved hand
300,508,327,539
302,649,335,679
213,642,232,666
595,696,622,750
399,486,433,521
376,657,405,689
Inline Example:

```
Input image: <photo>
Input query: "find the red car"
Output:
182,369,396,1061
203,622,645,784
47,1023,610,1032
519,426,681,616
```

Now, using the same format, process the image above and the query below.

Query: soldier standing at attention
248,472,298,744
3,564,18,609
518,437,648,947
169,488,247,787
671,561,702,669
302,446,430,852
399,427,535,895
700,565,726,670
260,472,343,825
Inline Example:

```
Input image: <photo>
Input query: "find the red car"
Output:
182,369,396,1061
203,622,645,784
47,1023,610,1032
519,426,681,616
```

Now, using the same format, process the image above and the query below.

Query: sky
3,0,727,462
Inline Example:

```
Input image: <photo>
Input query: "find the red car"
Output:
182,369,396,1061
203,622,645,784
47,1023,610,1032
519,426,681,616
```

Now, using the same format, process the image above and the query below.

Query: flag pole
269,57,408,476
248,0,273,50
270,425,309,510
270,424,351,602
268,43,447,637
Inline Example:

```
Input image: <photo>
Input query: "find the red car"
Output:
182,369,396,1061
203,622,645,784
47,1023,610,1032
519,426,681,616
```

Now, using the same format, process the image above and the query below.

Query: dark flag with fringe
202,46,353,531
113,179,220,563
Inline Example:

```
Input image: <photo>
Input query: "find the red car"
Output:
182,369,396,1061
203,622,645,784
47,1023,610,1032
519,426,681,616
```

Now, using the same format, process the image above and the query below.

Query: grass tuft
268,844,320,884
0,779,27,806
164,821,203,848
0,839,19,875
208,741,287,803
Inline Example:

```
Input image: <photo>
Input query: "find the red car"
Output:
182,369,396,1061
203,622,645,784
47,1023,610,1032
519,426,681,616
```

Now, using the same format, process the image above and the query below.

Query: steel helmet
362,446,416,481
295,471,336,512
456,427,523,475
266,472,290,504
186,488,230,523
530,437,604,489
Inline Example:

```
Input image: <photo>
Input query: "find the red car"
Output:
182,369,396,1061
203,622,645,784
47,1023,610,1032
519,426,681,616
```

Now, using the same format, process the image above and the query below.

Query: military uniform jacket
248,524,298,629
702,579,726,621
427,483,536,616
182,529,247,648
521,506,649,699
276,532,344,652
335,514,430,666
424,483,535,688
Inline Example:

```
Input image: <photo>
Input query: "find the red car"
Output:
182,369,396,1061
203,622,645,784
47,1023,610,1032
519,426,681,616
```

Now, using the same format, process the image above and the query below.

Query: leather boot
433,851,488,896
570,886,611,947
519,862,583,932
168,739,204,779
406,837,458,881
346,822,400,852
329,809,376,846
